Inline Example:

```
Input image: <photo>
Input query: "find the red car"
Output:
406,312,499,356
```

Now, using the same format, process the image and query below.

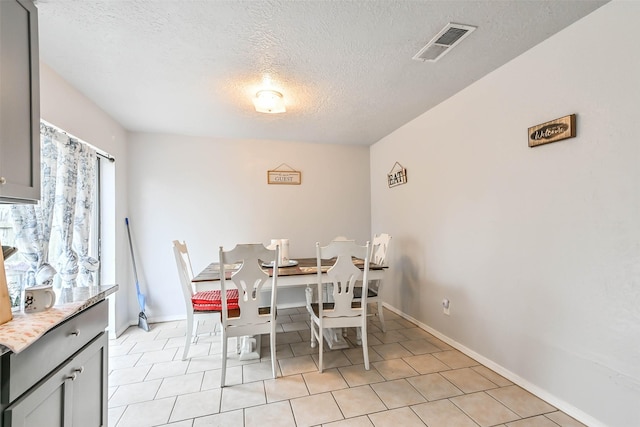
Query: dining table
191,257,386,359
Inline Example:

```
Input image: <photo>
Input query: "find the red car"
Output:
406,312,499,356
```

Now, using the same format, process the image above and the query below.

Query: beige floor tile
278,307,302,316
377,319,409,331
440,367,498,393
156,372,204,398
323,415,374,426
399,339,441,355
290,392,344,427
156,420,193,427
407,373,463,401
108,379,161,407
403,353,450,375
193,408,243,426
372,359,419,380
201,366,243,389
432,350,477,369
282,321,310,332
471,365,512,387
488,385,555,418
343,346,384,365
370,379,426,409
372,330,408,344
108,406,125,427
398,328,435,341
264,374,310,402
146,360,190,380
109,315,584,427
243,359,280,383
129,339,169,354
506,415,560,427
368,406,427,426
314,349,354,370
303,368,349,394
220,381,266,412
290,340,320,356
109,365,152,386
276,330,304,344
136,348,179,366
109,341,136,357
263,343,295,360
178,343,213,360
279,354,318,376
169,389,222,422
110,353,142,370
450,392,520,427
544,411,587,427
372,342,414,359
245,400,297,427
187,355,223,373
339,364,386,387
412,399,478,427
332,385,387,418
423,336,453,351
115,396,175,427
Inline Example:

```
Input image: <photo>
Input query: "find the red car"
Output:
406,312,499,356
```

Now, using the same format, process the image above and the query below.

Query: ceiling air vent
413,23,476,62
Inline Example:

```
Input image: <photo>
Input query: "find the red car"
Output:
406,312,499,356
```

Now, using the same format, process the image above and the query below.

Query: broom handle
125,218,140,288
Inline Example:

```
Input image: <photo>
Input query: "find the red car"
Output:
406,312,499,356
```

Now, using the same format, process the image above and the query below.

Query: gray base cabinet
0,300,108,427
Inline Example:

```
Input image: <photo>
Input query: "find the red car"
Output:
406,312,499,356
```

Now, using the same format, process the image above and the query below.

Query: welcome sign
528,114,576,147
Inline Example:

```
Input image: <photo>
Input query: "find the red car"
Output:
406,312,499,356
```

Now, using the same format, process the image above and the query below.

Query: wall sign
387,162,407,188
528,114,576,147
267,163,301,185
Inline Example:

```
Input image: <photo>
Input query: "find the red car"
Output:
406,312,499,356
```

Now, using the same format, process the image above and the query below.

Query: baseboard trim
382,302,604,427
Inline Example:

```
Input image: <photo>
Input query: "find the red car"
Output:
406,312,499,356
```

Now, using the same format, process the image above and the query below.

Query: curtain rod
40,119,116,162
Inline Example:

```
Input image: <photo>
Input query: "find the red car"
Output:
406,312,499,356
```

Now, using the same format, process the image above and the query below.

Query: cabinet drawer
2,300,107,403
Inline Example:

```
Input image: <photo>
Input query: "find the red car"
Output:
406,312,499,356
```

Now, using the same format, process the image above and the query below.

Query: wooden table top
192,257,384,282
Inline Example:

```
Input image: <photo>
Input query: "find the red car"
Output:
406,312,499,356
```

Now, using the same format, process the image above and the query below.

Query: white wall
39,62,131,336
370,2,639,426
126,133,371,320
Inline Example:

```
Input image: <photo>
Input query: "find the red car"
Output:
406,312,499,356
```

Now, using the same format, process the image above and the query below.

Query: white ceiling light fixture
253,90,286,114
413,23,477,62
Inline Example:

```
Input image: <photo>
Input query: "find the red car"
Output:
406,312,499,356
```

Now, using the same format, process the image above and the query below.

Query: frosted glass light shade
253,90,286,114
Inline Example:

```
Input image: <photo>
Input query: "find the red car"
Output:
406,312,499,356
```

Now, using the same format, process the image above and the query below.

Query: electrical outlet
442,298,450,315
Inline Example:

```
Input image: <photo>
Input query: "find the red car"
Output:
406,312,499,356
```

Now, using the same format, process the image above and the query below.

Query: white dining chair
218,243,280,387
172,240,239,360
355,233,391,333
307,239,371,372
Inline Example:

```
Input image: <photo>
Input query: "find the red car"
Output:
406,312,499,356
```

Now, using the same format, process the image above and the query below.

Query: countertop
0,284,118,355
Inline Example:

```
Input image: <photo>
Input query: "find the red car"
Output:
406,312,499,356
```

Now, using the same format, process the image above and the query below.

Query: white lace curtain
11,123,99,288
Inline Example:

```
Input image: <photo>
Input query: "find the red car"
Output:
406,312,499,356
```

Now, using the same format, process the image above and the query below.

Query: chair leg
270,328,277,379
377,302,386,333
356,327,362,346
310,318,317,348
318,324,324,373
221,331,228,387
362,321,370,370
183,311,194,360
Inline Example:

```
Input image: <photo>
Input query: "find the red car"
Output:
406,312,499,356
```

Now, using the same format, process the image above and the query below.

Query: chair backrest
317,239,370,318
370,233,391,266
172,240,196,311
219,243,279,325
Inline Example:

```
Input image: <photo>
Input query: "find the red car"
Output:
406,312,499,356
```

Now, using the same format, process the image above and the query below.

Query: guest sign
528,114,576,147
388,162,407,188
267,163,301,185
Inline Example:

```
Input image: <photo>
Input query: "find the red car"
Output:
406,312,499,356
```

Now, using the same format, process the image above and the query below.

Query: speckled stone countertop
0,284,118,354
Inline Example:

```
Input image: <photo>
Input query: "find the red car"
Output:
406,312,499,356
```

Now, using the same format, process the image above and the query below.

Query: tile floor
108,307,585,427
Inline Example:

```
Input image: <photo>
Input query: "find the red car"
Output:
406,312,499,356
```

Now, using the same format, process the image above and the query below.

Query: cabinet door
3,333,107,427
71,333,108,427
0,0,40,203
2,368,71,427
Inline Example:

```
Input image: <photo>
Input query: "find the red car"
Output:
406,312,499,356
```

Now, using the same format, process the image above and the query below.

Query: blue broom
125,217,150,331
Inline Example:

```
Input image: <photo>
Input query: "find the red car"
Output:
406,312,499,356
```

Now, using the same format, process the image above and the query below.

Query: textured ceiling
36,0,608,145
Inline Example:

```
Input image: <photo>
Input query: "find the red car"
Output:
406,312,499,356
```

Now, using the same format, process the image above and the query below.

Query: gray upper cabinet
0,0,40,204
